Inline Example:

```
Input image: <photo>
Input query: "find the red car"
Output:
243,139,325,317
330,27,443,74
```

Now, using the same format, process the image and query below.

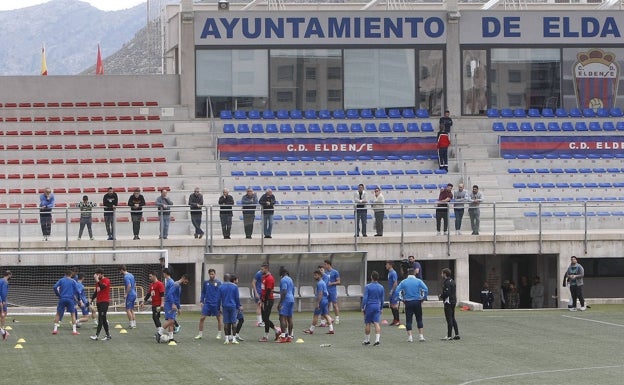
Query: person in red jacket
90,268,112,341
437,127,451,171
258,262,280,342
141,271,165,330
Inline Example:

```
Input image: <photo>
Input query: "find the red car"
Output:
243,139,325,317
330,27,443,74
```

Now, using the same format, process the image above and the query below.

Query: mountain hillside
0,0,147,75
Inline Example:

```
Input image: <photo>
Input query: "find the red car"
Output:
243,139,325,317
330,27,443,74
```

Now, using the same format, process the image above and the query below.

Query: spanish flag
41,46,48,76
96,44,104,75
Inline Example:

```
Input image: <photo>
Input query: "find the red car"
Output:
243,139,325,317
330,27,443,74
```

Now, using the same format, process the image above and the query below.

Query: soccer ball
157,333,170,344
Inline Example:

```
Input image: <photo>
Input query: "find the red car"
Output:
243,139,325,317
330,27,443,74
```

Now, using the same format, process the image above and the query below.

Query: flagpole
41,44,48,76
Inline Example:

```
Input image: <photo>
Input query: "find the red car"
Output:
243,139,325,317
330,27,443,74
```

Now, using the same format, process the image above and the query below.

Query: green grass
2,306,623,385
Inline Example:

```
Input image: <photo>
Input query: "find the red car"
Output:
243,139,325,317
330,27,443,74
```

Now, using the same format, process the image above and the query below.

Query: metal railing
2,200,623,254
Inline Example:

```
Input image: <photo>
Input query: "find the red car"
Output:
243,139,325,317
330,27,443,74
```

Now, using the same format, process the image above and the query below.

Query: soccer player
75,273,96,327
52,270,80,335
219,273,241,344
258,262,280,342
277,266,295,342
439,268,460,340
323,259,341,324
0,270,12,341
385,261,400,326
231,275,245,342
318,265,330,327
251,267,264,327
362,271,384,346
141,271,165,330
303,270,334,335
119,265,137,329
194,268,223,340
395,268,429,342
158,270,189,343
90,268,112,341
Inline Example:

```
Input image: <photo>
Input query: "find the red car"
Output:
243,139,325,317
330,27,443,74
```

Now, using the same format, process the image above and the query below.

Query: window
508,70,521,83
328,89,342,102
277,91,293,103
305,67,316,80
327,67,341,80
277,65,294,81
306,90,317,103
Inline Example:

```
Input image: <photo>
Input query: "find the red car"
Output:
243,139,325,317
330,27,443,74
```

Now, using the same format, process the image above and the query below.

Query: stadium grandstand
2,0,624,312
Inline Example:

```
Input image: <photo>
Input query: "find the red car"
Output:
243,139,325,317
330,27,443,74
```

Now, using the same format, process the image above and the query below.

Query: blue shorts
57,298,75,316
327,290,338,303
364,304,382,324
1,304,7,313
279,301,294,317
389,292,400,305
164,305,177,321
313,299,329,316
201,303,220,317
222,307,237,324
237,309,244,321
125,294,137,310
80,303,90,316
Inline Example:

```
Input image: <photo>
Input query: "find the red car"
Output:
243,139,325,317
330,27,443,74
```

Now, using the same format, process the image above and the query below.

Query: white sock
328,323,334,332
197,331,203,337
53,323,59,332
364,335,370,342
309,325,315,332
375,334,380,343
257,315,263,323
72,323,77,332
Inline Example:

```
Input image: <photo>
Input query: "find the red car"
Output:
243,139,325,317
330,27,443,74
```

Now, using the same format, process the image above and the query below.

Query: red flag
96,44,104,75
41,46,48,76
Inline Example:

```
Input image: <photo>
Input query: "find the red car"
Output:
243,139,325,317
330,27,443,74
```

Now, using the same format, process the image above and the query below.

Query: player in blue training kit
75,274,95,327
0,270,12,341
277,266,295,342
120,265,137,329
251,268,264,327
219,273,242,344
195,268,223,340
386,261,401,325
158,270,188,343
395,268,429,342
323,259,341,324
362,271,385,346
303,270,334,335
52,270,81,335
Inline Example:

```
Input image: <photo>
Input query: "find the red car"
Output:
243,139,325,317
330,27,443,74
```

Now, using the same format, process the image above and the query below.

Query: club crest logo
573,49,619,110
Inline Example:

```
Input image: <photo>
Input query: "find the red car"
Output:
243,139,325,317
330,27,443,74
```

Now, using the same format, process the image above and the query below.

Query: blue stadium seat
556,183,569,188
231,171,244,176
593,168,606,173
336,185,350,191
402,108,415,118
343,155,357,161
322,123,335,133
534,122,547,131
506,122,519,131
284,215,298,221
514,108,526,117
376,170,390,175
582,108,595,117
410,184,423,189
603,122,615,131
378,123,391,132
233,185,247,191
420,169,434,174
307,185,320,191
541,183,555,188
364,123,377,133
575,122,588,131
276,109,289,119
347,169,360,175
262,110,275,119
560,122,573,131
234,110,247,119
292,185,306,191
251,123,264,134
350,123,363,133
596,108,609,118
336,123,349,133
333,109,346,119
220,110,233,119
406,122,419,132
610,107,624,117
500,108,513,118
392,122,405,132
508,168,521,173
548,122,561,131
391,169,405,175
550,168,563,173
308,123,321,133
599,182,613,188
589,122,601,131
293,123,306,133
223,123,235,133
318,170,331,176
318,109,331,119
237,123,250,133
584,182,598,188
607,168,620,173
304,109,317,119
522,168,535,173
280,123,292,133
245,171,259,176
266,123,278,134
332,170,346,176
570,182,584,188
492,122,504,132
520,122,532,131
388,109,401,118
375,108,388,118
260,171,273,177
361,109,374,119
563,168,577,173
277,185,291,191
362,170,375,176
395,184,408,190
536,168,549,174
275,171,288,177
554,108,567,117
486,108,499,118
290,109,303,119
289,170,302,176
527,108,540,117
322,185,336,191
424,183,438,189
421,122,434,132
346,109,359,119
416,108,429,118
569,108,582,117
541,108,554,117
527,183,540,188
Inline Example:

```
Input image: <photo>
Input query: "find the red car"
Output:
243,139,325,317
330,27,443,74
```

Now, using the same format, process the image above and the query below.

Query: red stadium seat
61,102,74,107
24,203,37,208
93,144,106,149
78,130,90,135
92,129,105,135
113,187,126,193
154,157,166,163
68,188,82,194
80,158,94,164
83,187,96,193
21,159,35,164
5,102,17,107
126,172,139,178
49,144,62,150
51,159,64,164
75,102,88,107
143,187,156,192
25,218,39,224
21,144,34,150
123,144,135,149
117,101,130,106
141,172,154,177
103,101,116,107
106,129,119,135
81,173,95,178
111,173,124,178
55,191,67,196
48,116,61,122
77,116,89,122
90,116,103,121
110,158,123,163
20,131,33,136
96,173,109,178
133,115,146,120
52,173,65,178
62,116,75,122
147,115,160,120
135,129,148,135
95,159,108,164
131,101,145,106
7,145,19,150
9,189,21,194
23,188,36,193
37,174,50,179
34,117,47,122
66,159,79,164
6,131,19,135
63,130,76,136
5,117,17,122
146,101,158,106
47,102,60,107
104,116,118,121
18,102,31,107
121,129,133,135
152,143,164,148
79,144,92,149
36,158,50,164
124,158,137,163
33,102,45,107
108,143,120,149
119,116,132,121
35,131,47,136
139,158,152,163
19,117,32,122
67,173,80,178
149,129,162,134
155,172,168,177
23,174,35,179
65,144,78,150
137,143,149,149
49,130,62,136
89,102,102,107
70,217,81,223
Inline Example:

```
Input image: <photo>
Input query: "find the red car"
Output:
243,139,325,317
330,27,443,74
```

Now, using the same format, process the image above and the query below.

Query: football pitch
1,305,623,385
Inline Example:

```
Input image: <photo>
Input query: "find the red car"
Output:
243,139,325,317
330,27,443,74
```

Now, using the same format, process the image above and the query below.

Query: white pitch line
458,364,624,385
562,314,624,328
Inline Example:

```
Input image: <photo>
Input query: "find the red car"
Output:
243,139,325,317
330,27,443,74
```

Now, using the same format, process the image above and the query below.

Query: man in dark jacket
439,268,459,340
218,188,234,239
259,189,276,238
189,187,205,239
